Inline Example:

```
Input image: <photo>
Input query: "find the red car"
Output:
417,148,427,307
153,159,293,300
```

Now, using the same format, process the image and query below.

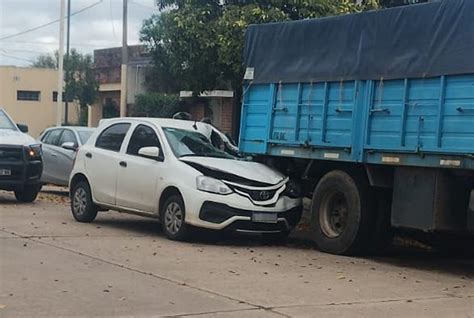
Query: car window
127,125,162,158
95,123,131,152
40,131,50,142
43,129,63,146
0,110,16,130
59,129,77,146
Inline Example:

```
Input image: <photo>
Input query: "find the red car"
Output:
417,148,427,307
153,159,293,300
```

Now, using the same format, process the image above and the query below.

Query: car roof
99,117,212,133
45,126,95,132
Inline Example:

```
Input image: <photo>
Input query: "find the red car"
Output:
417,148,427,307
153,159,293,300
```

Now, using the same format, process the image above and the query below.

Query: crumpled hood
180,156,286,186
0,129,36,146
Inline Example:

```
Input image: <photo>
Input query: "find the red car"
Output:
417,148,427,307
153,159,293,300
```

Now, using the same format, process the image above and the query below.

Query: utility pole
64,0,71,124
57,0,66,126
119,0,128,117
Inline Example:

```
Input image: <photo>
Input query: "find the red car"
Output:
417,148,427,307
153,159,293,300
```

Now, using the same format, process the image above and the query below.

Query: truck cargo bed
239,74,474,170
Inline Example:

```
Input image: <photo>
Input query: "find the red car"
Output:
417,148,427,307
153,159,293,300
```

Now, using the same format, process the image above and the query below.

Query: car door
55,129,78,186
84,123,131,206
116,124,165,213
40,129,64,184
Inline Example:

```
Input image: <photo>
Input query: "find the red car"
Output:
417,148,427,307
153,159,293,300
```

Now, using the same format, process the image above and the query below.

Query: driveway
0,190,473,317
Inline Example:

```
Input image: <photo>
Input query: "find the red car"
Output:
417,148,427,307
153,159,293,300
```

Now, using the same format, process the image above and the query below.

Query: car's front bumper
199,201,302,233
182,188,302,233
0,146,42,191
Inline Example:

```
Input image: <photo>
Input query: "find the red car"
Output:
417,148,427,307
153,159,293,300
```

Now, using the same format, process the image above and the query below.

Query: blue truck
239,0,474,255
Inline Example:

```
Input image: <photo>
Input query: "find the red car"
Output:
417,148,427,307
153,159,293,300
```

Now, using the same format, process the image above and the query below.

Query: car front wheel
161,195,189,241
71,181,98,223
14,185,42,203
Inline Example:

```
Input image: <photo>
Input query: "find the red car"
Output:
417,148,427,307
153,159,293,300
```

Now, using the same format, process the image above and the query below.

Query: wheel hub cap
73,188,87,216
164,202,183,235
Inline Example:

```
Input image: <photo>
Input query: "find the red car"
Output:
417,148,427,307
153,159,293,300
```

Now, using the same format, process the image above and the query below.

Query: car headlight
196,176,232,195
25,144,42,160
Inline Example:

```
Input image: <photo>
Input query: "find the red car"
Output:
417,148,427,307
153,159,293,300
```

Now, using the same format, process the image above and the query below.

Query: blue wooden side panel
239,74,474,166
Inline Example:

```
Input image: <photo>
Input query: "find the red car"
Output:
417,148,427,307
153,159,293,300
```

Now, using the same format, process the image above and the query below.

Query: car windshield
163,127,235,159
78,130,93,144
0,110,16,130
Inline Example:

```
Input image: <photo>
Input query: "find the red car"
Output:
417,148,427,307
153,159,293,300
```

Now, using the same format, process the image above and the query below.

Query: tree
141,0,379,95
132,93,183,118
31,53,57,68
31,49,98,125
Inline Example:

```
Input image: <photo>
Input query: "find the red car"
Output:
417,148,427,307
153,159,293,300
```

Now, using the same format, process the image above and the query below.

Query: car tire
161,195,189,241
14,185,42,203
310,170,375,256
70,181,98,223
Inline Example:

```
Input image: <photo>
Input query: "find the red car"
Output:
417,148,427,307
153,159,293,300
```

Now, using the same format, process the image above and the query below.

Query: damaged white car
69,118,302,240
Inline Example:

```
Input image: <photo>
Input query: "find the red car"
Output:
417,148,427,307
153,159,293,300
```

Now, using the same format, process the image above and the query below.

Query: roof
98,117,213,133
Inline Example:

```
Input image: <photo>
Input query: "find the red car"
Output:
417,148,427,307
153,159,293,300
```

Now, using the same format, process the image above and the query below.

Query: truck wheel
14,185,41,203
310,170,375,255
71,181,98,223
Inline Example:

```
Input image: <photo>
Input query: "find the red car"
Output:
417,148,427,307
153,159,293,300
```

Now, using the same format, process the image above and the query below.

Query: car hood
180,156,286,186
0,129,36,146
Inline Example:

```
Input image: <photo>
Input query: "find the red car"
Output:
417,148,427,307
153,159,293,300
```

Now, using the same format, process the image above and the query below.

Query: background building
89,45,151,127
0,66,79,137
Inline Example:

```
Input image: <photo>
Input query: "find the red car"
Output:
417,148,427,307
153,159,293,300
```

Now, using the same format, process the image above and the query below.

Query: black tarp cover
243,0,474,84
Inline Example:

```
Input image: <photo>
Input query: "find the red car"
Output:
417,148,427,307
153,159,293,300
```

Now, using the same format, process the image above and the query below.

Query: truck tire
70,181,98,223
14,185,41,203
310,170,375,255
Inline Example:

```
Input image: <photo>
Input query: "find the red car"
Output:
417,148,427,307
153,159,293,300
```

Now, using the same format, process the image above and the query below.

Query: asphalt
0,190,473,317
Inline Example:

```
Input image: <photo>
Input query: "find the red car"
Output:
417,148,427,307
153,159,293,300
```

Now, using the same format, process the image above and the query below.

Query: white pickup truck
0,108,42,202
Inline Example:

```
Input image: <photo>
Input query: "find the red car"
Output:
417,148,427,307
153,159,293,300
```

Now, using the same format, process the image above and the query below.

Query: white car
69,118,302,240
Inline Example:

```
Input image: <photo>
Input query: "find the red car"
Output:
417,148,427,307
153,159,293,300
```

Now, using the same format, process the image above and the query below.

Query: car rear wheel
71,181,98,223
14,185,41,203
161,195,189,241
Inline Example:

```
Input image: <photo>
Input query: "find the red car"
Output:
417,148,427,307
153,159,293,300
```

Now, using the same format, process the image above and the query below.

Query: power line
0,52,35,63
0,0,104,41
0,40,120,48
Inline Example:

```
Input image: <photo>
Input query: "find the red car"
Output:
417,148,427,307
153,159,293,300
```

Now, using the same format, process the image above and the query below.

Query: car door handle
119,161,127,168
85,152,92,158
51,153,58,157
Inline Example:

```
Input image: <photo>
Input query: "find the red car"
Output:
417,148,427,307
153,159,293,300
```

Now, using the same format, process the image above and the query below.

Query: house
0,66,79,137
89,45,152,127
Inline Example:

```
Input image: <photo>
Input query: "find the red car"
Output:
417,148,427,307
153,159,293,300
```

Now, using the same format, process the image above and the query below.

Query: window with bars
17,90,40,101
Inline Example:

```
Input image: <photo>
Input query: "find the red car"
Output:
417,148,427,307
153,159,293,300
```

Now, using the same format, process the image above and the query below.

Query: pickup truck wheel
14,185,41,203
71,181,98,223
161,195,189,241
311,170,375,255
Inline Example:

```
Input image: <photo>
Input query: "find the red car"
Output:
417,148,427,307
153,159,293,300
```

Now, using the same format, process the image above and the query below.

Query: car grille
0,146,24,161
228,184,282,202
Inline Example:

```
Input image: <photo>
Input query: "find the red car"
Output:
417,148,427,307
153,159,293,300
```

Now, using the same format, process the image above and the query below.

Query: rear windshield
78,130,93,144
0,110,16,130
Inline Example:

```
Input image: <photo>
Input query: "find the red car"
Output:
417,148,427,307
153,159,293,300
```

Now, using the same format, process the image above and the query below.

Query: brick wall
220,99,233,135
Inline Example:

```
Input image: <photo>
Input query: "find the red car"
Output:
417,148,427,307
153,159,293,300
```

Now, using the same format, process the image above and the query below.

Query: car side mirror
138,146,161,160
17,124,28,133
61,141,77,151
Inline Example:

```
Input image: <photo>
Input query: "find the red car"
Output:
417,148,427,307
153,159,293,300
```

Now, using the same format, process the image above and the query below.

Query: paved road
1,191,473,317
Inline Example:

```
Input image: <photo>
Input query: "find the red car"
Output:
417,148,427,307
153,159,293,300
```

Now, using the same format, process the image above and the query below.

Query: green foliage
31,49,99,121
31,54,57,68
143,0,379,94
132,93,183,118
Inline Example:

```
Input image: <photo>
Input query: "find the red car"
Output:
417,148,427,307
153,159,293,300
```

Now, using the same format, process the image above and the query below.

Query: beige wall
0,66,79,138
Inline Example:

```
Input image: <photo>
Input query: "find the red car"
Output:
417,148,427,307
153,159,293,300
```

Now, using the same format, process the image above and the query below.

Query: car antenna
193,120,198,130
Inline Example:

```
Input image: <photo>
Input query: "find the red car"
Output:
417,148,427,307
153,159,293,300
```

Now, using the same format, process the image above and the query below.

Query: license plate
252,212,278,224
0,169,11,176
